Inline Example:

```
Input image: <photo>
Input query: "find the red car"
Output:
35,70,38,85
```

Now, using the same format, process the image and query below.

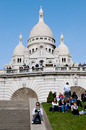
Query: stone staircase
0,100,30,130
0,99,52,130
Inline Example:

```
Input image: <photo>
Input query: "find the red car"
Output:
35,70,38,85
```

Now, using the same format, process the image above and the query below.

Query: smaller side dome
13,34,25,56
57,34,70,56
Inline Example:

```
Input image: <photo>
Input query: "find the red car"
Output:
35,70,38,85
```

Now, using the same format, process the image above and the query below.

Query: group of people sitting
52,92,83,116
31,82,86,124
51,82,86,116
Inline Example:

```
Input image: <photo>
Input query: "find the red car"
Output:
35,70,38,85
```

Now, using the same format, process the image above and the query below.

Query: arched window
62,58,66,62
20,58,21,63
32,49,34,52
44,38,47,40
64,58,66,62
17,58,19,63
29,50,31,54
36,38,39,40
49,49,51,52
17,58,21,63
40,46,43,49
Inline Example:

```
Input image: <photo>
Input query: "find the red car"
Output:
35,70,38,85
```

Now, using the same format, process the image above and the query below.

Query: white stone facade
0,71,86,102
0,7,86,102
5,7,73,70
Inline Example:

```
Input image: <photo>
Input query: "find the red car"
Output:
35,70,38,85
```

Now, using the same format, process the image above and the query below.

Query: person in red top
59,93,63,101
59,93,63,98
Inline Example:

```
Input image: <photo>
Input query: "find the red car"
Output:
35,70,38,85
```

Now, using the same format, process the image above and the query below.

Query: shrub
47,91,54,103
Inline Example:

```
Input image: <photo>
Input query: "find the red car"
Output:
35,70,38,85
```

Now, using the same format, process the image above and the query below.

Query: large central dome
29,22,54,38
29,7,54,39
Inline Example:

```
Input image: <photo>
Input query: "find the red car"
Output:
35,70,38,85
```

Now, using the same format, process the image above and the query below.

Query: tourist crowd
31,82,86,124
51,83,86,116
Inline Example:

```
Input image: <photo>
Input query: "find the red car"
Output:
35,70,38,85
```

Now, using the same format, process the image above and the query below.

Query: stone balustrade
0,66,86,75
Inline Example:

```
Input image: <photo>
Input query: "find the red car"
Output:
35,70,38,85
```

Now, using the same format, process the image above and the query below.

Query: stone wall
0,72,86,102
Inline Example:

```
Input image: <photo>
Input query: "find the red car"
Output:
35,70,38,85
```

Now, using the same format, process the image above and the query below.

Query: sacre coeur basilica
0,7,86,102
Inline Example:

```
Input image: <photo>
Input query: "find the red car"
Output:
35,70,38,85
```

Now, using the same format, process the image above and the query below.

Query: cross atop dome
19,34,22,44
60,34,64,44
39,6,44,22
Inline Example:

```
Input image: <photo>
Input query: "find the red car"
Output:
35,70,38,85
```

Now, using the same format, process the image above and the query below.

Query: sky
0,0,86,69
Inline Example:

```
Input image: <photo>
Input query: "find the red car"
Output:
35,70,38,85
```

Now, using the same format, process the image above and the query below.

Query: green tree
47,91,54,103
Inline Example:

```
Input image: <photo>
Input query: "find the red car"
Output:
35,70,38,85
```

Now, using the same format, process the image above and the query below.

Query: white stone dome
29,7,54,39
58,43,70,55
29,22,54,39
13,34,25,56
57,34,70,56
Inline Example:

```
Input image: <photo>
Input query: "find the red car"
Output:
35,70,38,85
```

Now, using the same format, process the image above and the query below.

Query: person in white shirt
64,82,71,98
52,98,60,112
71,102,80,116
31,102,43,124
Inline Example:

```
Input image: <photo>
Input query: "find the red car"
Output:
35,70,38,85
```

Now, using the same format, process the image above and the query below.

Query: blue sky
0,0,86,69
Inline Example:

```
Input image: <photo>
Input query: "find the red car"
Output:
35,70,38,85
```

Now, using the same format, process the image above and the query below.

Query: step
0,100,29,109
0,101,30,130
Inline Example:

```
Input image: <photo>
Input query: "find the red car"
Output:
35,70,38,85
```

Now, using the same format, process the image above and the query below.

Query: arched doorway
11,87,38,100
71,86,85,99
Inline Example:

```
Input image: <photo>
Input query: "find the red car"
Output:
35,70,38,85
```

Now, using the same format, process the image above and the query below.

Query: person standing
64,82,71,98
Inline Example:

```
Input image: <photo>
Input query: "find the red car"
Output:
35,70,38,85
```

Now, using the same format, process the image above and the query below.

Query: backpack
49,107,52,111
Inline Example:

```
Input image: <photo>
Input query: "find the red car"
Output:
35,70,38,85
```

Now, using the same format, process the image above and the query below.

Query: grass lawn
42,102,86,130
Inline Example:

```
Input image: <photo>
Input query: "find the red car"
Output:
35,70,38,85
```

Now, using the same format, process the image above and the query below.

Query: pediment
29,49,54,58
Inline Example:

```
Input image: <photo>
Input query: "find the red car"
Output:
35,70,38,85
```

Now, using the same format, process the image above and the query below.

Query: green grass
42,102,86,130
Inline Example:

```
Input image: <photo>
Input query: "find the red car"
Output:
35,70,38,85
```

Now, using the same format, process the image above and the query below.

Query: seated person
77,98,82,107
82,91,86,101
69,96,74,105
71,102,80,116
72,92,82,107
53,92,56,99
59,98,67,113
31,102,43,124
52,98,60,112
72,92,78,99
72,97,77,103
59,93,63,101
66,97,71,110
